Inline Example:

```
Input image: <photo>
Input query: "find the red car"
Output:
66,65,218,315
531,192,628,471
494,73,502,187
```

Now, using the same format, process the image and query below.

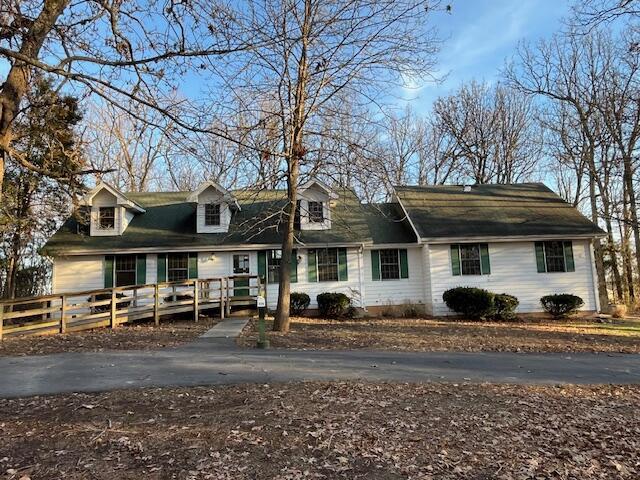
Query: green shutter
188,252,198,279
563,241,575,272
338,248,348,281
399,249,409,279
535,242,546,273
308,249,317,282
291,249,298,283
136,255,146,285
480,243,491,275
157,254,167,282
104,255,114,288
450,245,461,276
371,250,381,281
257,251,267,283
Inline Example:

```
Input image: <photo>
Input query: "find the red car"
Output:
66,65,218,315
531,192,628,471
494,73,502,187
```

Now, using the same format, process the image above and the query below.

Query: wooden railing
0,275,262,340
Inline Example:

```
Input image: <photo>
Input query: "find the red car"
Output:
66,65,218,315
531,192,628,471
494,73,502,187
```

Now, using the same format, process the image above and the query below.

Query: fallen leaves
1,382,639,479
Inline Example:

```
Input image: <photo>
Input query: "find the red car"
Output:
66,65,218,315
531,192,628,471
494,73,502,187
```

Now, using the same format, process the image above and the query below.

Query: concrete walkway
1,319,640,398
199,317,249,339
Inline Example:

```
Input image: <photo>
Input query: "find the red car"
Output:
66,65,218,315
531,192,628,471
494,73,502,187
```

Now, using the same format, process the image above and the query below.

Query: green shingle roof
394,183,605,240
363,203,417,244
42,188,374,256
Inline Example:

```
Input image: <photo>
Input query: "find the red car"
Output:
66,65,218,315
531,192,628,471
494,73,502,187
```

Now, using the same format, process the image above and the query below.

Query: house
41,180,606,315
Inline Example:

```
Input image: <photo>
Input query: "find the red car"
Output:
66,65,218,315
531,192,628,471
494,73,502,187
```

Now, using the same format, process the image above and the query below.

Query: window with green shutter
451,244,490,276
104,255,115,288
372,249,409,280
157,254,167,282
136,255,146,285
257,251,267,283
188,252,198,279
371,250,381,281
308,248,348,282
535,241,575,273
308,249,317,282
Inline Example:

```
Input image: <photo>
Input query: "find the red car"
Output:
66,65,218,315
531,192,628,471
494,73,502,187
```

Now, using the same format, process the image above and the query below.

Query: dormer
298,179,338,231
81,182,145,236
188,181,239,233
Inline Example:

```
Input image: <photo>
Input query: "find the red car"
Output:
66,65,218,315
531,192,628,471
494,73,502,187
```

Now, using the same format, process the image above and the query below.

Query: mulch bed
0,382,638,479
238,317,640,353
0,316,218,357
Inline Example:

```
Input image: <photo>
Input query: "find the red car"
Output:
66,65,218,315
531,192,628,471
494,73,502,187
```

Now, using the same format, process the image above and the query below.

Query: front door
233,254,250,296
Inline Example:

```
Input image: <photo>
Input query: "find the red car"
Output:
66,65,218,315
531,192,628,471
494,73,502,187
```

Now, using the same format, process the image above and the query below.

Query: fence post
154,283,160,326
60,295,67,334
226,277,231,317
219,278,225,319
193,280,199,322
110,288,117,328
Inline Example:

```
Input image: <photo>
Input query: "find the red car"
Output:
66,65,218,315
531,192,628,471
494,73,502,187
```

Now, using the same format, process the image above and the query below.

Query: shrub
317,292,351,318
290,292,310,316
442,287,496,320
540,294,584,318
494,294,519,321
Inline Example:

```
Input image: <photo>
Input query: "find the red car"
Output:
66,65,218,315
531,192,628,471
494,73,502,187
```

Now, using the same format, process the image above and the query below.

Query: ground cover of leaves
0,382,638,479
0,316,217,357
238,317,640,353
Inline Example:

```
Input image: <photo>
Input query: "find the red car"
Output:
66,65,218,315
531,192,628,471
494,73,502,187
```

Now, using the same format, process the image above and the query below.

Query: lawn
0,316,217,357
238,317,640,353
0,382,638,479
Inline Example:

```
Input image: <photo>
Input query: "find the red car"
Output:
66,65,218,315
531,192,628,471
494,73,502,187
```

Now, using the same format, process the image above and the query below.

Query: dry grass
0,316,218,357
0,382,638,479
238,316,640,353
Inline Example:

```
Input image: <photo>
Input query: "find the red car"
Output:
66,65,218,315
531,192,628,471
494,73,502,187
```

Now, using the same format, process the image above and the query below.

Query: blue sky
400,0,572,112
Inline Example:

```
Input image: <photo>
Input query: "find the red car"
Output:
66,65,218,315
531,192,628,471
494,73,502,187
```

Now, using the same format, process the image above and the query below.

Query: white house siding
268,247,363,309
52,255,105,293
362,246,426,309
428,240,597,315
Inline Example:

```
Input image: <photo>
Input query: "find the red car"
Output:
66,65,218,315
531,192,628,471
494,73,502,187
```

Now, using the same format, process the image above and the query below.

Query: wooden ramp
0,275,261,340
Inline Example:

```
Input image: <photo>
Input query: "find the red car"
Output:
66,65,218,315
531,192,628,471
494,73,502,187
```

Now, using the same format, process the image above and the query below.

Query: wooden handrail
0,276,260,340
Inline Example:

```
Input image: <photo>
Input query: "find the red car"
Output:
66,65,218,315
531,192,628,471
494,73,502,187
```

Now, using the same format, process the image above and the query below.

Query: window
167,253,189,282
267,250,281,283
451,243,490,276
99,206,115,229
204,203,221,226
233,254,250,274
380,249,400,280
537,241,575,273
317,248,339,282
460,244,481,275
115,255,136,287
308,201,324,223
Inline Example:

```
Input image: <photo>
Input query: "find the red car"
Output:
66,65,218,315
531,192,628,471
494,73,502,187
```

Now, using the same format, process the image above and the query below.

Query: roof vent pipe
463,185,472,192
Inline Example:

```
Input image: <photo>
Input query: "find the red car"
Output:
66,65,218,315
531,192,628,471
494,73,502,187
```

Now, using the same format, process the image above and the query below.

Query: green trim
291,249,298,283
338,248,348,281
157,253,167,282
307,249,317,282
480,243,491,275
563,241,575,272
371,250,380,281
188,252,198,279
450,245,461,276
257,251,267,284
104,255,114,288
136,255,146,285
535,242,546,273
399,249,409,279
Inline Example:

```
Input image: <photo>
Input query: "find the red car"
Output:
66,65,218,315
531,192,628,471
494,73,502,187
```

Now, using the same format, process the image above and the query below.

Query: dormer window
99,207,115,229
205,203,221,226
308,201,324,223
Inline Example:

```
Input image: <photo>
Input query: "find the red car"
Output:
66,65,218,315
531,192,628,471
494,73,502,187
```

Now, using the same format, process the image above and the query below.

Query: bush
290,292,310,316
494,294,519,321
540,294,584,318
317,292,351,318
442,287,495,320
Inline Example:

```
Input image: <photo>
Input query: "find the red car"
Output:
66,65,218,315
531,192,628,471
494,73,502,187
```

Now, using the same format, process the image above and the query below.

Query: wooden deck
0,275,261,340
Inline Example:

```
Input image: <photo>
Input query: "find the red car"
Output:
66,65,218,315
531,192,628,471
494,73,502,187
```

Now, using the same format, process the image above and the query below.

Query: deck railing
0,275,261,340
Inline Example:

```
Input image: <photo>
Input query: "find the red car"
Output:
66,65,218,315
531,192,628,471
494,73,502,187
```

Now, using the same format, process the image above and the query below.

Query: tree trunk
623,155,640,292
589,171,609,310
622,181,636,301
273,0,311,333
602,199,624,301
0,0,69,199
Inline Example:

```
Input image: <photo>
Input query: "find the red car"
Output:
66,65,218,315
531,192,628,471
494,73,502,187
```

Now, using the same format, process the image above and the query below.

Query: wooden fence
0,275,261,340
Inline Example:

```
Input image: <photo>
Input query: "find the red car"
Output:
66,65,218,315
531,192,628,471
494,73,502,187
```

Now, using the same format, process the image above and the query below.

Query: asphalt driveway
0,335,639,398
